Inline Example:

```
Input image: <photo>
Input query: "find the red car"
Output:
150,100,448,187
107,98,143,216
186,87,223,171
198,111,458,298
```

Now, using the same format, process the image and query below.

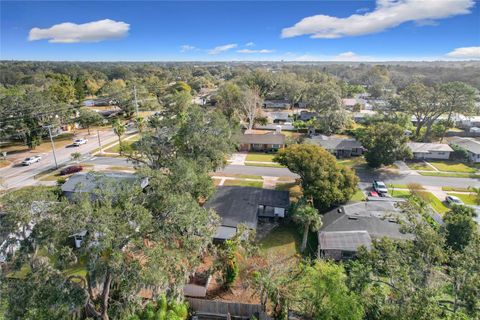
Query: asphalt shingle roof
450,137,480,154
407,142,453,153
204,186,289,230
306,136,363,151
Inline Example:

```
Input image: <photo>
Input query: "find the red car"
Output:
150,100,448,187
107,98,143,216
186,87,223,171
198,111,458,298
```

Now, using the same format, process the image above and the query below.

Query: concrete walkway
262,176,279,189
228,153,247,165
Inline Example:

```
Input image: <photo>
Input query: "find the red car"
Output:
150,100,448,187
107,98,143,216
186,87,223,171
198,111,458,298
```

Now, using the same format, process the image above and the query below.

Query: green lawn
245,152,276,162
245,162,285,168
447,192,477,205
418,171,480,178
105,135,140,153
337,157,366,168
212,173,263,180
442,186,472,192
415,191,449,214
407,162,435,171
259,223,301,258
389,190,411,198
429,161,477,173
223,179,263,188
351,189,366,201
387,183,409,189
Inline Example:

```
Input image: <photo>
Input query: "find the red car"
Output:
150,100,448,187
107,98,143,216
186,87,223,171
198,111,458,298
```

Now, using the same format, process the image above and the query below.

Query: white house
449,137,480,163
407,142,453,160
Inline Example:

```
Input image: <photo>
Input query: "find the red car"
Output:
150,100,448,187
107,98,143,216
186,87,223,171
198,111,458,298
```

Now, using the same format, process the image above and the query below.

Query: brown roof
239,131,285,145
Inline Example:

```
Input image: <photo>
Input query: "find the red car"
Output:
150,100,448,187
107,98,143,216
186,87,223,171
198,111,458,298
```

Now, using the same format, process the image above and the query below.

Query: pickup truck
21,155,42,166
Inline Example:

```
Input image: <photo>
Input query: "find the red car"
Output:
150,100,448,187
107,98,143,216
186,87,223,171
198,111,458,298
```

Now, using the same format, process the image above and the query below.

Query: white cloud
180,45,197,53
29,19,129,43
237,49,275,54
245,42,255,47
282,0,474,39
208,43,237,55
446,46,480,59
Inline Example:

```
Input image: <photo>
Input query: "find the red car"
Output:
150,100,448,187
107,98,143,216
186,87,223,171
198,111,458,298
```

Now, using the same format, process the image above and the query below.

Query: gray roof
61,172,148,195
407,142,453,153
319,201,412,251
239,132,285,145
204,186,289,233
306,135,363,151
319,231,372,251
450,137,480,154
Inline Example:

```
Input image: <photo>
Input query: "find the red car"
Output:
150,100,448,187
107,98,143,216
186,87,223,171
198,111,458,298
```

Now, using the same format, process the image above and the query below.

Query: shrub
59,165,83,176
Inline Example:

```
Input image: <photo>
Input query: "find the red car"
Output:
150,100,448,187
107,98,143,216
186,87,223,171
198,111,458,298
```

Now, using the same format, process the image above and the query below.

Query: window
272,144,280,149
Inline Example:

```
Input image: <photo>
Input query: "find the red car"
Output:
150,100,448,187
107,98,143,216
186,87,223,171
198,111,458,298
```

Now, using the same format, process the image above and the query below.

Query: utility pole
44,125,58,169
97,130,103,154
133,85,139,118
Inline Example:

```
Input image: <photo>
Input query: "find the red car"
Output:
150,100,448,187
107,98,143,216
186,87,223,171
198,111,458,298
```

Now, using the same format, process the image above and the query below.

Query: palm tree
112,119,126,153
134,116,145,133
469,186,480,205
292,199,322,253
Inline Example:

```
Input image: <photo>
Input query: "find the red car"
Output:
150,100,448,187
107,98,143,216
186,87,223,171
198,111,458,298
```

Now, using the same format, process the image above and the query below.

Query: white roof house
407,142,453,160
449,137,480,163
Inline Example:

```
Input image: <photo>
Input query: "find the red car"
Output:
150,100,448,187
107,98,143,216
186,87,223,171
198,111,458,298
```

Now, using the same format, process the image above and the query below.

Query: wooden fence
187,298,270,320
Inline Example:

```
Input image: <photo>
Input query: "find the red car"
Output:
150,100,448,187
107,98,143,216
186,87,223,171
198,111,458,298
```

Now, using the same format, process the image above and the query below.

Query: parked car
446,195,464,206
368,191,380,197
60,165,83,176
21,155,42,166
73,138,88,146
373,180,388,194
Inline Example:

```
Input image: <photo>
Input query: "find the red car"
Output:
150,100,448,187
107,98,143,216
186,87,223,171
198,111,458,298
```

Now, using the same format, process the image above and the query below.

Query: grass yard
245,162,285,168
407,161,434,171
387,183,409,189
0,159,11,168
414,191,449,214
337,157,366,168
211,173,263,180
419,171,480,178
223,179,263,188
389,189,411,198
104,134,140,153
259,223,301,259
351,189,366,201
245,152,276,162
429,161,477,173
442,186,472,192
447,192,477,205
276,182,303,201
1,133,76,155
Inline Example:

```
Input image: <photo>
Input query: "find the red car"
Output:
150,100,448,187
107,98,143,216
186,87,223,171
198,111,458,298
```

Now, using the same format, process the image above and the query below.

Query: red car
368,191,380,197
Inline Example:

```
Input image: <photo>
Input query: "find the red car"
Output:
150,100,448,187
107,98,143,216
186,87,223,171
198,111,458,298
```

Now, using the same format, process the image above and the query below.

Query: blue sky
1,0,479,61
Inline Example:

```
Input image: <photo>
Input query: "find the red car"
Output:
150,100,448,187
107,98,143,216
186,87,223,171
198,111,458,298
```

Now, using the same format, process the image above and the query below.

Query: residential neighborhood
1,1,480,320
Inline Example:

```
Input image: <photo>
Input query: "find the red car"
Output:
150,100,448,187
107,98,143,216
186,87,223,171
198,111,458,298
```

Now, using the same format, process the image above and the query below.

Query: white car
73,138,88,146
373,180,388,194
21,155,42,166
446,195,464,206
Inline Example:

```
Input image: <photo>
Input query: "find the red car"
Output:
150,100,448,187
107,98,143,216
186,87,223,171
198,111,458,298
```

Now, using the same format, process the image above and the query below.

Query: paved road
219,165,480,188
6,153,479,190
1,130,120,189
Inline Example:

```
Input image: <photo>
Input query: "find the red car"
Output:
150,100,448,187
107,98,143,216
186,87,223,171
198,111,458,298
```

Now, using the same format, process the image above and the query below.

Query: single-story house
298,111,319,122
238,130,286,152
204,186,289,241
318,201,412,260
263,99,291,109
456,115,480,129
449,137,480,163
266,111,291,124
305,135,363,158
407,142,453,160
352,110,377,123
61,172,149,201
342,98,357,108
